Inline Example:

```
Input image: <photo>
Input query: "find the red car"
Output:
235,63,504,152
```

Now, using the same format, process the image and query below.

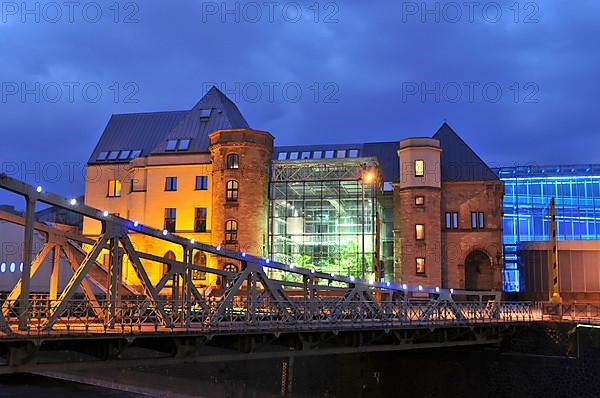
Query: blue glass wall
495,165,600,292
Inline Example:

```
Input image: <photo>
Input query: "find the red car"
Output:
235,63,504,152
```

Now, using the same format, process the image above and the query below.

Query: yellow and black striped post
549,197,562,305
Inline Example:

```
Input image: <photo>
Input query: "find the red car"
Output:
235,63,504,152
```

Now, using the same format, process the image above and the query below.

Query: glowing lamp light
10,262,15,273
162,230,168,236
133,221,139,227
69,198,77,206
241,252,247,258
418,285,423,291
36,186,42,193
310,269,315,274
363,171,375,183
190,239,195,244
350,276,356,282
20,263,23,272
103,210,109,217
289,264,295,269
330,273,335,278
265,258,271,264
402,284,407,290
386,282,391,287
435,287,440,293
450,288,454,294
216,245,221,251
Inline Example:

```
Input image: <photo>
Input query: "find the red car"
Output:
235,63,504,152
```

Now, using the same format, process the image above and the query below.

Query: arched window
226,180,239,201
163,250,176,277
225,220,238,243
227,153,239,169
223,263,239,273
192,251,206,280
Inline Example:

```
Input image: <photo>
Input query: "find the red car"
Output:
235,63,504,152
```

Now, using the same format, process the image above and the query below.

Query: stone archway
464,250,492,290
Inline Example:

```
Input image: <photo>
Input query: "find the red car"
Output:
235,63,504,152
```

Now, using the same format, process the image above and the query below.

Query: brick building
83,87,503,292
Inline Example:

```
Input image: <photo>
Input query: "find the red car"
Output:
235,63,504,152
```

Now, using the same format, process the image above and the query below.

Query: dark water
2,325,600,397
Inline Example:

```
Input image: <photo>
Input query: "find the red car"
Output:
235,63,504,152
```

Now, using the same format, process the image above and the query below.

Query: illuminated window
313,151,323,159
472,212,485,229
196,176,208,190
301,151,311,159
277,152,287,160
108,151,119,160
224,263,239,273
227,153,239,169
225,220,238,243
165,177,177,191
325,150,335,158
289,152,299,160
446,212,459,229
118,150,131,160
164,208,176,232
415,160,425,177
336,150,346,158
192,252,207,280
107,179,122,197
349,149,359,158
97,151,108,161
226,180,239,201
415,196,425,206
416,257,426,275
195,208,207,232
416,224,425,240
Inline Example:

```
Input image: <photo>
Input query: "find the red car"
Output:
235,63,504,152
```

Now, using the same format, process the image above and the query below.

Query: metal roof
274,123,498,182
88,87,249,164
433,123,499,181
88,111,187,164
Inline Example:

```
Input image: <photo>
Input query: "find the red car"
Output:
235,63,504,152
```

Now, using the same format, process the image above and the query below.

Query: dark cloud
0,0,599,203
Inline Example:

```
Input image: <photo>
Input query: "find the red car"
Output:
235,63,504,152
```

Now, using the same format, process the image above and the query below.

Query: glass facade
496,164,600,292
269,159,384,280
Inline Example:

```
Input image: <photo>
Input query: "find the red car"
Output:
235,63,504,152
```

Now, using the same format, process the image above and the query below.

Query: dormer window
118,150,131,160
166,140,178,151
199,108,212,120
178,139,191,151
166,139,191,152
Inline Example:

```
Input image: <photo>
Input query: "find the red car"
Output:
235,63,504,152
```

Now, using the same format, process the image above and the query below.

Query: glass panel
108,151,119,160
118,150,130,160
97,151,108,161
178,139,191,151
166,140,178,151
336,150,346,158
289,152,299,160
130,150,142,158
277,152,287,160
199,108,212,119
325,150,334,158
348,149,359,158
301,152,311,159
313,151,323,159
415,160,424,176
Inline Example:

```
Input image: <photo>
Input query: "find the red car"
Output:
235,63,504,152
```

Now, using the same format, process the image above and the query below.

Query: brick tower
394,138,442,287
209,128,274,271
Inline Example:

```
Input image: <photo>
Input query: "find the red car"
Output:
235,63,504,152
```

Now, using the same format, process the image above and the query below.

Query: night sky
1,0,599,203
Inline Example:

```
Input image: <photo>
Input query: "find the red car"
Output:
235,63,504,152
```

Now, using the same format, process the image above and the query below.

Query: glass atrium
495,164,600,292
269,159,382,279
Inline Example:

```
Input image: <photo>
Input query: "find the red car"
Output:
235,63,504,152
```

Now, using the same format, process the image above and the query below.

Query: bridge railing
0,298,536,337
539,303,600,324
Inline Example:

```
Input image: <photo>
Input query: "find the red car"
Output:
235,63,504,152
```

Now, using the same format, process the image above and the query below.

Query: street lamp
359,162,377,280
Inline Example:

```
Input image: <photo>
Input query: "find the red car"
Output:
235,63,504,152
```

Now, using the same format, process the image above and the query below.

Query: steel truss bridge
0,174,545,373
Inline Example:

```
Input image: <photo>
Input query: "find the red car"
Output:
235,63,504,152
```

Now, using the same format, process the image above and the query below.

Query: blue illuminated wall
495,165,600,292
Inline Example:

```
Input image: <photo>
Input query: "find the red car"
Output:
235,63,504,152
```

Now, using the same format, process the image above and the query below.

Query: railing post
107,235,122,329
18,196,36,331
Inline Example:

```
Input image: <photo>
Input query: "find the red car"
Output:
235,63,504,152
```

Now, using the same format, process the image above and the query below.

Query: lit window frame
225,220,238,243
415,160,425,177
164,208,177,232
226,180,239,201
416,257,426,275
227,153,240,169
194,208,208,233
416,224,425,240
107,179,122,198
415,196,425,206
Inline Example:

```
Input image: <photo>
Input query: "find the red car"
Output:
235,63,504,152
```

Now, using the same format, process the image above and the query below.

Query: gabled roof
433,123,499,181
88,87,250,164
152,86,250,154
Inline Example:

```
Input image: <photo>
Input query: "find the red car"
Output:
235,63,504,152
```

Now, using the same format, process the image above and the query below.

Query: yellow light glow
363,171,375,183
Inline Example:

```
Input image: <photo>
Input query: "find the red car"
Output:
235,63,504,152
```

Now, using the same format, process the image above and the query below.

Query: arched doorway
464,250,492,290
